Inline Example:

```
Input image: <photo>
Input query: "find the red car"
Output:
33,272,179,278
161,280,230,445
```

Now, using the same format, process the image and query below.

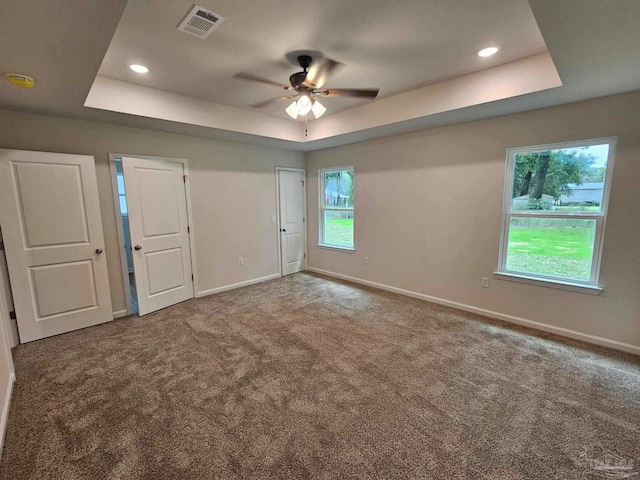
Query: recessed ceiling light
477,45,500,57
129,64,149,74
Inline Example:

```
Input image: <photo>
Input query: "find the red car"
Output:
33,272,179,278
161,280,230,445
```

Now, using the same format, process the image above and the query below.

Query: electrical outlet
364,256,369,265
238,257,244,266
481,277,489,288
271,215,276,223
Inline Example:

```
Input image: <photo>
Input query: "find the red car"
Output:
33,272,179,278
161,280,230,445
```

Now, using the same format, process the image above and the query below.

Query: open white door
0,149,113,343
278,169,306,276
122,157,193,316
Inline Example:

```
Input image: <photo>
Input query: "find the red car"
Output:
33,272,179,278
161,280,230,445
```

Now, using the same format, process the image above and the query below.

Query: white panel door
0,149,113,342
122,157,193,316
278,170,306,276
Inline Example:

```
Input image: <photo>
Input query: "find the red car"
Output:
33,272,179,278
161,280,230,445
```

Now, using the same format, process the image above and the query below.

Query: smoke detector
6,73,35,89
177,5,225,39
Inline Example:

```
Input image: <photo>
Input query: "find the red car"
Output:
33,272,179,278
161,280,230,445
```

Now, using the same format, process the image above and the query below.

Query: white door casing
278,169,306,276
0,149,113,343
122,157,194,315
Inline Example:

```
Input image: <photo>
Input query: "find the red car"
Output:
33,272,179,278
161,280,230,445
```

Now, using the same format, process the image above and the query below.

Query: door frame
275,167,308,276
109,154,199,315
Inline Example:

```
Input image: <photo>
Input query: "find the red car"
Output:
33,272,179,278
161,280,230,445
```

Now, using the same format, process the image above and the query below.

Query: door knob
95,248,103,255
134,245,142,251
280,228,287,232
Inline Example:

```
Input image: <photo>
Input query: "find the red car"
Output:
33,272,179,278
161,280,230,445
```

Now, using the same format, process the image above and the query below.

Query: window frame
318,165,355,251
496,137,616,292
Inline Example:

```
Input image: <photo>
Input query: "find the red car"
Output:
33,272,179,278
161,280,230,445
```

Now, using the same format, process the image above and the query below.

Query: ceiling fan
235,54,379,119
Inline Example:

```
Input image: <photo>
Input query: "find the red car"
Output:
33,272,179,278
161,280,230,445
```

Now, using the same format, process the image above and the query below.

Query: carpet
1,272,638,479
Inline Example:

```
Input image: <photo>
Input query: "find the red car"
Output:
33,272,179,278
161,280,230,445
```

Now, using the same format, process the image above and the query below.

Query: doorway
110,155,197,316
276,168,307,276
114,159,138,314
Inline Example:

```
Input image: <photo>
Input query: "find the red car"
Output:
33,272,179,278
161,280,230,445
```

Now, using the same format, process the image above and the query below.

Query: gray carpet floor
1,272,638,479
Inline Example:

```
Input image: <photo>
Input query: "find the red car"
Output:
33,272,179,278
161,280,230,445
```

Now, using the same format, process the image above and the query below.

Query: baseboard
0,372,15,455
112,309,128,319
307,267,640,356
197,273,281,298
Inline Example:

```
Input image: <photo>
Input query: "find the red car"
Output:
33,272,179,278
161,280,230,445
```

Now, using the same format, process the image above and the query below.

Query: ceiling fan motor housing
289,55,314,88
289,72,308,89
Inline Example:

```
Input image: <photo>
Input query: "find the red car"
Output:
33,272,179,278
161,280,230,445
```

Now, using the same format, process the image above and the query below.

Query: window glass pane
324,170,354,208
119,195,128,215
505,217,596,281
511,144,609,213
117,173,126,195
323,210,354,248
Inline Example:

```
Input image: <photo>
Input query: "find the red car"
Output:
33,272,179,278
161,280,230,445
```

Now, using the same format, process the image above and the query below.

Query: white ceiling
98,0,547,120
1,1,640,151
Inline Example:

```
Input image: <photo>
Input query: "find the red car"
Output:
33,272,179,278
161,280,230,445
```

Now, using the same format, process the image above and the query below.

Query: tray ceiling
97,0,548,120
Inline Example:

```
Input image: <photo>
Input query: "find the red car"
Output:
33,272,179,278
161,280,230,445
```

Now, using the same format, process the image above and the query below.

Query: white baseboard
197,273,281,298
0,372,15,455
112,309,128,319
307,267,640,356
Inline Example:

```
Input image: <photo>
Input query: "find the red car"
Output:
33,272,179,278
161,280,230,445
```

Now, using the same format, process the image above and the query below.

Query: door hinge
303,217,305,223
183,175,187,183
191,274,194,281
304,253,306,259
187,226,190,233
301,180,305,186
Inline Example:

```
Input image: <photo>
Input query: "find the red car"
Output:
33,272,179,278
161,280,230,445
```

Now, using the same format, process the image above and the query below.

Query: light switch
271,215,277,223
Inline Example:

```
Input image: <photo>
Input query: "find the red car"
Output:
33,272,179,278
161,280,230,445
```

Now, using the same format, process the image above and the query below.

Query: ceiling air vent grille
177,5,225,39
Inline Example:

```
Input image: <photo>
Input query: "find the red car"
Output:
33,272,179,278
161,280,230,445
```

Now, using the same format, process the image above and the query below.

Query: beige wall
0,110,304,313
306,91,640,352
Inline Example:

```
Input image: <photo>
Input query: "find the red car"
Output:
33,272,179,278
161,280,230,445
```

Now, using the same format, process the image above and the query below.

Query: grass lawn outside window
324,217,354,248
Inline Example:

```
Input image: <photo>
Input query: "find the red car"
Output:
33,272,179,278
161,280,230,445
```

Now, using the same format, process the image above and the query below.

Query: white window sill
494,272,603,295
317,244,355,253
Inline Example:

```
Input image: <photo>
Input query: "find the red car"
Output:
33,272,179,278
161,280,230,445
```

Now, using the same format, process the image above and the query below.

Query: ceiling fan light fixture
296,94,313,115
285,101,299,119
311,100,327,119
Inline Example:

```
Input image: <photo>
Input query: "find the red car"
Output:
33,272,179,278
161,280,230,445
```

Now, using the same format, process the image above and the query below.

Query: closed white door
278,169,306,275
122,157,193,316
0,149,113,342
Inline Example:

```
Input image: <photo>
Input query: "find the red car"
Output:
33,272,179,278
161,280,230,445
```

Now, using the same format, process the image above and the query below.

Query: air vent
177,5,225,39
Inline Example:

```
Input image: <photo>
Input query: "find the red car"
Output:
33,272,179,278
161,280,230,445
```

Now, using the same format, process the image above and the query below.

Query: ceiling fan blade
303,57,341,89
319,88,379,99
250,95,296,109
235,72,293,90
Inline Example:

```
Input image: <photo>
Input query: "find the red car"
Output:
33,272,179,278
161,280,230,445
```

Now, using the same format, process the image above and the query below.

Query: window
497,138,615,290
319,167,354,249
115,160,128,215
116,173,128,215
